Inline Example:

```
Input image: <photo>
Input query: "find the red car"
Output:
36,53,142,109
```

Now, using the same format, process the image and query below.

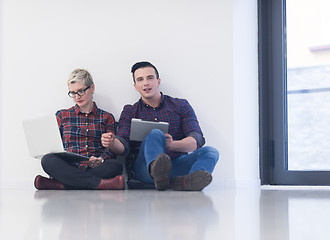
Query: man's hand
101,132,125,155
165,133,174,151
165,134,197,153
101,132,115,148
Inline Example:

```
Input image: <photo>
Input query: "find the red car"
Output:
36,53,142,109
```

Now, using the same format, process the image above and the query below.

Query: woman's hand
81,156,104,168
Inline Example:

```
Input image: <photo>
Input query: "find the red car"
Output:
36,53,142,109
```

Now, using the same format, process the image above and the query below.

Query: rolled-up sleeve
180,99,205,149
116,104,133,155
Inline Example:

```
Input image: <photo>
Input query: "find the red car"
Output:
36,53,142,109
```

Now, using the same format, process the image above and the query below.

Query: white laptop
22,115,89,162
129,118,169,142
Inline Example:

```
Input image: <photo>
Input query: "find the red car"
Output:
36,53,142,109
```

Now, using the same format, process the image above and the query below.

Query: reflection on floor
0,186,330,240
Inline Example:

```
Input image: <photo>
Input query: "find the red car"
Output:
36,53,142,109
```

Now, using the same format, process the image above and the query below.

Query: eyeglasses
68,86,91,98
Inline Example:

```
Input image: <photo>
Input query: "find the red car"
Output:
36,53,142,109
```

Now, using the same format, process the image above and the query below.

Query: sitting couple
34,61,219,191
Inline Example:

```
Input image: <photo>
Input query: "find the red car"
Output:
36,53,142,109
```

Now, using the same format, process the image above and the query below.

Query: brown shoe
150,153,172,191
34,175,64,190
170,171,212,191
97,175,125,190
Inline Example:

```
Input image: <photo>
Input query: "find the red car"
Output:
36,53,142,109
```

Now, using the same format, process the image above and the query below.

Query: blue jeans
133,129,219,184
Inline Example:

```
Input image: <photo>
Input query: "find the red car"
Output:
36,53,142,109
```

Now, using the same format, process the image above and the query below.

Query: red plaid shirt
56,103,115,160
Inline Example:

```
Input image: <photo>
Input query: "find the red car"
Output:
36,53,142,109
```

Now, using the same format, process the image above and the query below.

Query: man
102,61,219,191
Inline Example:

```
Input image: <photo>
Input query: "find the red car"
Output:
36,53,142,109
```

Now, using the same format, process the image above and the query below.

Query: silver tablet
129,118,169,141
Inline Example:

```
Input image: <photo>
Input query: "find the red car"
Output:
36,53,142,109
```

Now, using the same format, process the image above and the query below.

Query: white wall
233,0,259,187
0,0,259,189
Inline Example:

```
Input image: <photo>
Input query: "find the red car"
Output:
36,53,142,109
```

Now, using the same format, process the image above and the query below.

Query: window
259,0,330,185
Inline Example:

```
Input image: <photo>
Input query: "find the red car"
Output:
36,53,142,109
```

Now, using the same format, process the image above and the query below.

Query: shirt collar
74,102,98,115
140,92,164,109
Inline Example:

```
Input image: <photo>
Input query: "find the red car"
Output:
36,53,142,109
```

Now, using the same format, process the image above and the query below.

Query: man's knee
200,146,220,163
145,128,166,144
149,128,165,137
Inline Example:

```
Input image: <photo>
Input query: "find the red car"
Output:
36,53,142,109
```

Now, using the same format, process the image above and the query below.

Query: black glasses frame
68,86,91,98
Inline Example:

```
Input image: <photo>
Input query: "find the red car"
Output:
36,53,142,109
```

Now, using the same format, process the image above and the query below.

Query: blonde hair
67,68,94,86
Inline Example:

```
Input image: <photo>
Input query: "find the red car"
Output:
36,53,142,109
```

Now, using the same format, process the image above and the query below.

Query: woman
34,68,124,190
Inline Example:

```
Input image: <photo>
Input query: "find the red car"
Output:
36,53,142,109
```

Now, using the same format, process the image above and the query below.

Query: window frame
258,0,330,185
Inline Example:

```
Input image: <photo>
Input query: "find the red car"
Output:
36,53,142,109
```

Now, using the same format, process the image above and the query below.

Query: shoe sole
170,171,212,191
150,154,172,191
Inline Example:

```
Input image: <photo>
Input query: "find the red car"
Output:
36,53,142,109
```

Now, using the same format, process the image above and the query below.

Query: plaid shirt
117,93,204,159
56,103,115,161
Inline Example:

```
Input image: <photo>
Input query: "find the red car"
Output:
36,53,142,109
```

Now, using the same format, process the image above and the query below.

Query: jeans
134,129,219,184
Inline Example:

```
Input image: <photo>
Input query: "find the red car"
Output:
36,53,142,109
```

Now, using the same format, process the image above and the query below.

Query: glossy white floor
1,185,330,240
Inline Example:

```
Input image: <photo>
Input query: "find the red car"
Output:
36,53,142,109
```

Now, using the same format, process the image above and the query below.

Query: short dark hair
131,61,159,82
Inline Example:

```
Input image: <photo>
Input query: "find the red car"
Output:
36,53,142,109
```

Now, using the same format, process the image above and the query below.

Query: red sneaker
34,175,64,190
97,175,125,190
